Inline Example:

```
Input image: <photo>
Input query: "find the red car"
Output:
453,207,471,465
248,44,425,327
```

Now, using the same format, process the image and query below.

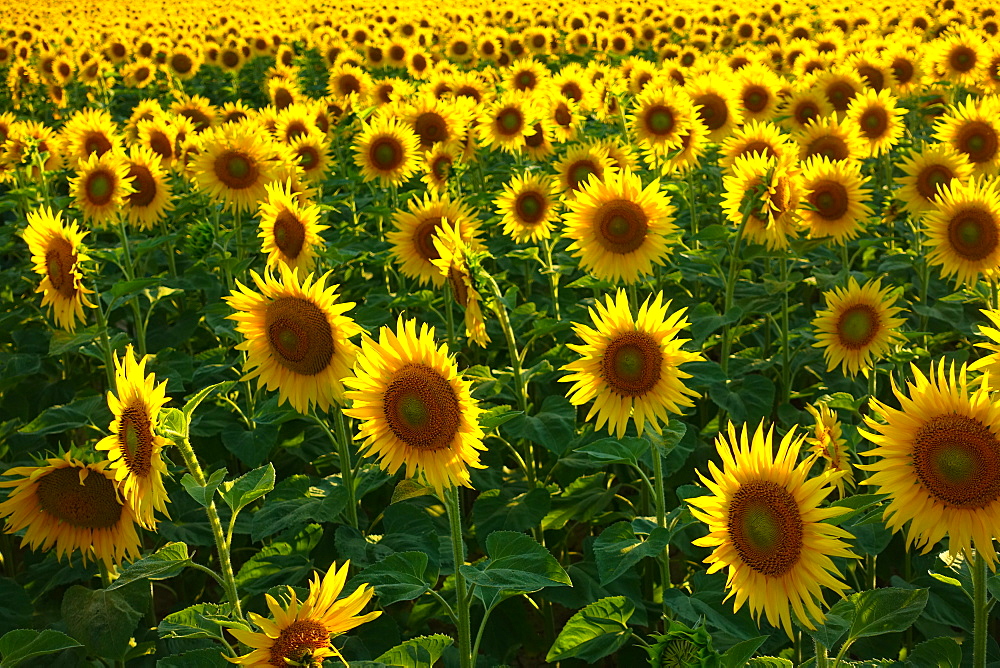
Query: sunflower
136,116,179,168
931,27,987,86
972,308,1000,381
686,75,743,143
192,125,279,214
327,63,372,103
431,222,489,348
546,95,584,143
225,265,362,415
421,142,460,194
661,117,710,176
287,132,332,185
22,207,94,332
563,168,676,284
799,155,873,244
274,104,319,145
523,120,556,162
93,345,170,530
353,115,420,188
934,95,1000,177
812,277,907,377
860,360,1000,566
845,88,905,158
779,87,835,132
719,120,796,175
735,62,784,123
401,95,466,150
897,143,975,217
0,453,143,568
61,108,122,164
554,142,616,196
343,317,486,494
923,177,1000,287
257,179,328,277
171,94,216,133
562,290,702,439
478,91,537,155
805,403,855,498
69,151,134,227
687,422,857,637
228,562,380,667
121,145,174,230
794,115,865,164
885,46,923,97
387,193,482,287
495,171,560,243
507,58,549,93
722,153,802,250
628,85,696,159
814,69,863,115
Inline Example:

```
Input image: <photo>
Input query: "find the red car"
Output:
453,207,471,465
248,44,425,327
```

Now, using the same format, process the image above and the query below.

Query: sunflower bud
646,620,720,668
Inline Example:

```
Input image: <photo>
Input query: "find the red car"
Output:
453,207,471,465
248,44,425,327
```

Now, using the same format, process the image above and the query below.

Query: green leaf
155,647,230,667
250,479,347,542
183,381,236,418
391,479,434,505
746,659,793,668
805,597,853,650
108,542,190,590
593,522,670,586
460,531,571,594
721,636,767,668
709,374,775,424
222,424,279,468
61,583,148,661
18,395,106,436
374,634,453,668
220,463,276,513
479,405,523,432
545,596,634,663
904,636,962,667
0,629,82,668
501,395,576,455
987,574,1000,601
182,468,227,507
354,552,439,606
650,419,687,456
575,437,647,467
848,587,928,640
157,603,232,641
0,579,31,637
160,407,186,440
472,488,551,539
824,494,888,526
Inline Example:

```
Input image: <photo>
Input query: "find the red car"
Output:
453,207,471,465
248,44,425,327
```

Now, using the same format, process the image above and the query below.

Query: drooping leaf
353,552,439,606
374,634,453,668
61,582,148,661
220,463,276,513
0,629,82,668
460,531,571,594
108,542,190,590
546,596,635,663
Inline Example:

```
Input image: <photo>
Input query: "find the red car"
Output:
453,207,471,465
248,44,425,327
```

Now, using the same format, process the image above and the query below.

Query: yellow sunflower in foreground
225,265,362,415
343,317,486,494
353,115,420,188
861,361,1000,567
812,277,906,377
22,207,94,332
563,169,676,284
923,177,1000,287
561,290,703,439
495,171,560,243
896,143,975,217
687,422,857,637
431,221,489,348
387,193,481,287
257,179,328,277
69,151,135,227
0,453,143,567
228,561,380,667
805,403,855,498
934,96,1000,177
95,345,170,529
799,155,873,244
192,125,280,213
971,308,1000,381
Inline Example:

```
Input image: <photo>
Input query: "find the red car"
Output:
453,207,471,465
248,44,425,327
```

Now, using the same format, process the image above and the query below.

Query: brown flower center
85,168,115,206
916,165,954,201
369,136,404,171
836,304,879,349
448,265,469,307
514,190,546,224
382,363,461,451
413,112,447,148
118,404,153,476
949,45,977,73
595,199,648,254
913,414,1000,509
126,164,158,208
947,206,999,261
643,105,675,137
809,179,850,220
84,131,112,158
267,619,330,668
807,134,850,162
148,130,174,160
742,85,770,113
955,121,999,164
566,159,599,192
265,296,334,375
496,107,523,136
414,217,444,261
825,81,857,112
525,123,546,148
860,106,889,139
793,100,820,126
297,145,319,170
213,150,259,189
170,53,193,74
693,93,729,131
179,108,211,132
45,236,77,298
728,480,803,577
600,331,663,396
891,57,914,85
857,65,885,91
36,466,123,529
273,209,306,258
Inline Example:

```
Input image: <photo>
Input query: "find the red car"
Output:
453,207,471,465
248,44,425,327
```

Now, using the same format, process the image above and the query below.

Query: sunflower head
257,179,329,277
431,221,490,348
353,114,420,188
495,171,560,243
69,150,135,227
923,176,1000,287
193,124,280,213
805,402,855,497
22,206,95,332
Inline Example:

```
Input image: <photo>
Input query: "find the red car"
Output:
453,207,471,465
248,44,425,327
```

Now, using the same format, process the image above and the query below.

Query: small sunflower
860,360,1000,567
805,403,855,498
421,142,460,194
686,75,743,143
22,207,94,332
794,115,866,164
479,91,537,154
563,168,677,284
923,177,1000,287
402,96,467,151
286,132,332,185
897,143,976,217
495,171,560,243
930,27,987,86
225,265,362,415
0,453,143,568
719,120,796,175
687,422,857,637
69,151,135,227
812,277,907,377
387,193,482,287
431,222,489,348
61,108,122,163
228,562,380,667
734,62,784,123
845,89,905,158
353,114,420,188
95,346,170,530
121,145,174,230
257,179,328,277
342,317,486,494
799,155,873,244
561,290,703,439
779,87,836,133
627,85,696,158
192,125,279,214
934,96,1000,177
554,142,616,196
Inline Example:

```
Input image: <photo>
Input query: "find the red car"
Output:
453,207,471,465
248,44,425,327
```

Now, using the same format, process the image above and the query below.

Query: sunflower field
4,0,1000,666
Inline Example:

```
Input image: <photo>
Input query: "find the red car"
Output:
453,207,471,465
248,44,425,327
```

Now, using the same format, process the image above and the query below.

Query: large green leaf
546,596,635,663
61,582,148,661
501,395,576,455
848,588,928,640
593,522,671,585
720,636,768,668
108,542,190,590
374,635,453,668
460,531,571,594
354,552,439,606
157,603,232,641
220,463,276,513
472,487,551,538
904,636,962,667
0,629,81,668
574,437,647,467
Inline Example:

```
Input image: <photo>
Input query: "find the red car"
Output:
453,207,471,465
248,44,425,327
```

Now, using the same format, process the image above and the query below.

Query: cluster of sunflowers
3,0,1000,665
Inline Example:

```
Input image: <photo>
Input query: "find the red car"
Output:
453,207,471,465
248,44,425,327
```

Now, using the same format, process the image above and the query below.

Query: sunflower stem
116,220,147,356
627,281,639,318
314,408,359,531
172,432,243,619
444,486,473,668
92,285,117,389
815,638,829,668
973,550,989,668
541,236,561,320
650,435,671,624
485,273,528,414
721,200,753,381
780,255,791,404
444,281,457,352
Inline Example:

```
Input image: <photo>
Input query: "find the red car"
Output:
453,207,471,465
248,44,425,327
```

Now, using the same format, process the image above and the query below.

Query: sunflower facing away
721,153,802,250
431,221,489,348
563,168,676,284
860,360,1000,567
257,179,329,276
812,277,907,377
805,403,855,498
922,176,1000,287
22,207,95,332
687,423,857,637
562,290,703,439
228,561,380,667
342,317,486,494
226,265,362,415
0,453,143,567
95,345,170,529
